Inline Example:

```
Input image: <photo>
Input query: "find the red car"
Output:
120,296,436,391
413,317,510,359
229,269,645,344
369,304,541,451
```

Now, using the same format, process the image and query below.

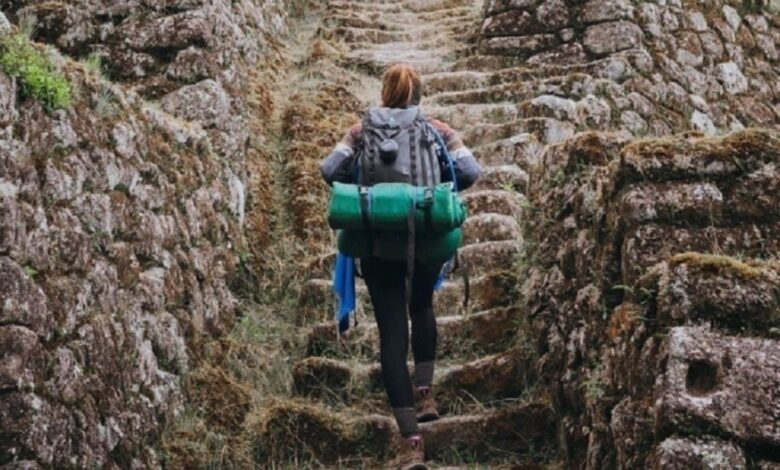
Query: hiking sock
413,360,435,388
393,407,419,437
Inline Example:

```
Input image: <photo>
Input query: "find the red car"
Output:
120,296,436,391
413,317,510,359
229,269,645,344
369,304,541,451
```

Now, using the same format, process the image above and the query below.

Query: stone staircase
253,0,780,468
272,0,572,467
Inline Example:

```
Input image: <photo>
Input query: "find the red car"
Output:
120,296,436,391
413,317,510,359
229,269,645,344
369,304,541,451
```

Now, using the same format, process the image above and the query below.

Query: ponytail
381,64,422,108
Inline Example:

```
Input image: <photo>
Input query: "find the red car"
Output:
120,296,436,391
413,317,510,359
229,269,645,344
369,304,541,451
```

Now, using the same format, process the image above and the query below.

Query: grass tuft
0,31,72,111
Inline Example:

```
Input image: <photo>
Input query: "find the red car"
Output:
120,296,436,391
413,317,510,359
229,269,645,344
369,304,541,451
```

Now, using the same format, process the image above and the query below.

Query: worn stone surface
655,326,780,448
0,1,294,467
524,128,780,468
648,436,747,470
278,0,780,467
4,0,777,467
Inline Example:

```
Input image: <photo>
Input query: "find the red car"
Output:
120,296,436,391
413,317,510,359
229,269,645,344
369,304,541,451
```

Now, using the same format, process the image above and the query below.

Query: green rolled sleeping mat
337,229,462,262
328,182,467,232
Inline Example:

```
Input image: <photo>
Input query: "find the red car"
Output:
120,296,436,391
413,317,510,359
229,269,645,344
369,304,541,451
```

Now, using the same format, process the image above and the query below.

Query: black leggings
361,257,443,409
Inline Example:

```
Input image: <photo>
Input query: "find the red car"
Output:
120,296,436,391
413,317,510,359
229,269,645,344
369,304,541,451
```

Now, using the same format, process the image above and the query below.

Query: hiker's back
357,106,441,188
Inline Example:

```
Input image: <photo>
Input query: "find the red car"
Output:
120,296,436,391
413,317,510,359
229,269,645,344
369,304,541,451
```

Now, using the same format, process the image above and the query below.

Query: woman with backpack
320,63,481,470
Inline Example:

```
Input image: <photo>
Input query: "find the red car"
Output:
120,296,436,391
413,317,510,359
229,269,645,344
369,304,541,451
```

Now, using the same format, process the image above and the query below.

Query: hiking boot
390,434,427,470
415,387,440,422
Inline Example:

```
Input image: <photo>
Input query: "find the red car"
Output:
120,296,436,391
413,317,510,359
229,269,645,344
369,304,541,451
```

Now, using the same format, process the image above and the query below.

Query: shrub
0,32,71,110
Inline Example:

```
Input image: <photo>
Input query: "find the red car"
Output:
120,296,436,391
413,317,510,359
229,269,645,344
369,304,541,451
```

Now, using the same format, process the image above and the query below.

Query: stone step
327,27,418,44
327,1,406,13
305,306,523,360
323,14,403,31
458,240,521,276
343,37,462,55
292,349,534,411
423,70,497,94
462,213,521,245
255,400,555,466
429,50,635,86
404,0,475,14
326,2,475,22
473,132,543,169
466,164,529,193
462,190,526,219
325,15,475,40
429,81,543,107
299,270,518,323
447,54,528,73
424,102,520,129
461,117,575,147
343,50,452,75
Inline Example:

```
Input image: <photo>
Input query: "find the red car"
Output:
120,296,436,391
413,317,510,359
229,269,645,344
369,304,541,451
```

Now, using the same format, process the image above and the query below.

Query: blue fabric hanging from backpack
333,252,356,334
332,154,362,335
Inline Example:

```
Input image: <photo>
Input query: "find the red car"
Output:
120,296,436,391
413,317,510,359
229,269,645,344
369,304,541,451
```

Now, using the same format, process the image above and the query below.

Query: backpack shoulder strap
427,122,458,193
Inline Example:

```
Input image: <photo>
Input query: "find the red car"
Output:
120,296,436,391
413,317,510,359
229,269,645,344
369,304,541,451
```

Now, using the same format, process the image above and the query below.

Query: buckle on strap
416,187,434,209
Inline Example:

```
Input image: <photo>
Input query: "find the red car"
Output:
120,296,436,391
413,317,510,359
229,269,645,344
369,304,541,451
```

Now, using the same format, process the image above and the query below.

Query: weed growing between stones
0,31,71,110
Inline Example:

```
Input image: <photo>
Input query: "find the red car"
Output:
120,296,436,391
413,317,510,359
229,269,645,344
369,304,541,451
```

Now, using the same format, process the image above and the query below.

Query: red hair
381,64,422,108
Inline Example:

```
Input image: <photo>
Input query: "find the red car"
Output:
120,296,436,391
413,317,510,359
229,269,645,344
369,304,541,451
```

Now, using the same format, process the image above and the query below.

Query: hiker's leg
361,257,417,436
409,260,444,388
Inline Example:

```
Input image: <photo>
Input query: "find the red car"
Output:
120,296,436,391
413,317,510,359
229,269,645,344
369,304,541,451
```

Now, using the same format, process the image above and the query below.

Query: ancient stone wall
481,0,780,136
476,1,780,467
524,127,780,468
0,2,294,467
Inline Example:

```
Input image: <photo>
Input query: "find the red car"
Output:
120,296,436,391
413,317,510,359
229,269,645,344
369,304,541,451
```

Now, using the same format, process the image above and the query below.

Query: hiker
320,63,480,469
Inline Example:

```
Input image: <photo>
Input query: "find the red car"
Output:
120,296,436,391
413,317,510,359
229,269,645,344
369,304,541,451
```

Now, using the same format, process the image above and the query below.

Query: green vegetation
80,52,103,76
23,264,38,278
0,31,72,110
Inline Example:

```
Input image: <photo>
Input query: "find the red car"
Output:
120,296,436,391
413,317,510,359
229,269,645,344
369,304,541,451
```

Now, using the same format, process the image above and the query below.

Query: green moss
669,252,764,279
0,32,72,111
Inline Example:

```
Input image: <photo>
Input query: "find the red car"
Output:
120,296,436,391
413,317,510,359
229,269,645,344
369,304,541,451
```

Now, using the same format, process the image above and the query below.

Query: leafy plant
0,31,72,110
23,264,38,278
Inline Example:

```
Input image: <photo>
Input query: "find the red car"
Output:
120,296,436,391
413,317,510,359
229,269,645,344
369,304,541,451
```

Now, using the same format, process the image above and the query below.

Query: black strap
452,251,470,309
359,186,371,230
362,114,376,185
405,204,415,307
409,127,417,186
422,187,434,232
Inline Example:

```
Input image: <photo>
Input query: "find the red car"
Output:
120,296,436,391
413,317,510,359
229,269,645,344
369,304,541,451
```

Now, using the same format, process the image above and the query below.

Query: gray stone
686,11,708,32
481,10,535,37
159,79,231,129
576,94,611,129
535,0,570,31
529,94,577,121
0,74,17,129
0,12,11,34
721,5,741,32
716,62,748,95
690,110,717,135
655,326,780,448
620,110,647,134
580,0,634,24
0,258,51,338
648,437,747,470
583,21,644,56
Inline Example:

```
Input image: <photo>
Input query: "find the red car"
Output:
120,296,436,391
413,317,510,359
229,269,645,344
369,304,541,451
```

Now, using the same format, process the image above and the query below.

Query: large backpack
330,108,469,332
356,106,441,187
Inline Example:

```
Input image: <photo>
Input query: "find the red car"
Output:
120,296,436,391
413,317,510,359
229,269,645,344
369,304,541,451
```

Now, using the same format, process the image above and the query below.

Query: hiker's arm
320,125,361,185
451,147,481,191
431,120,481,190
